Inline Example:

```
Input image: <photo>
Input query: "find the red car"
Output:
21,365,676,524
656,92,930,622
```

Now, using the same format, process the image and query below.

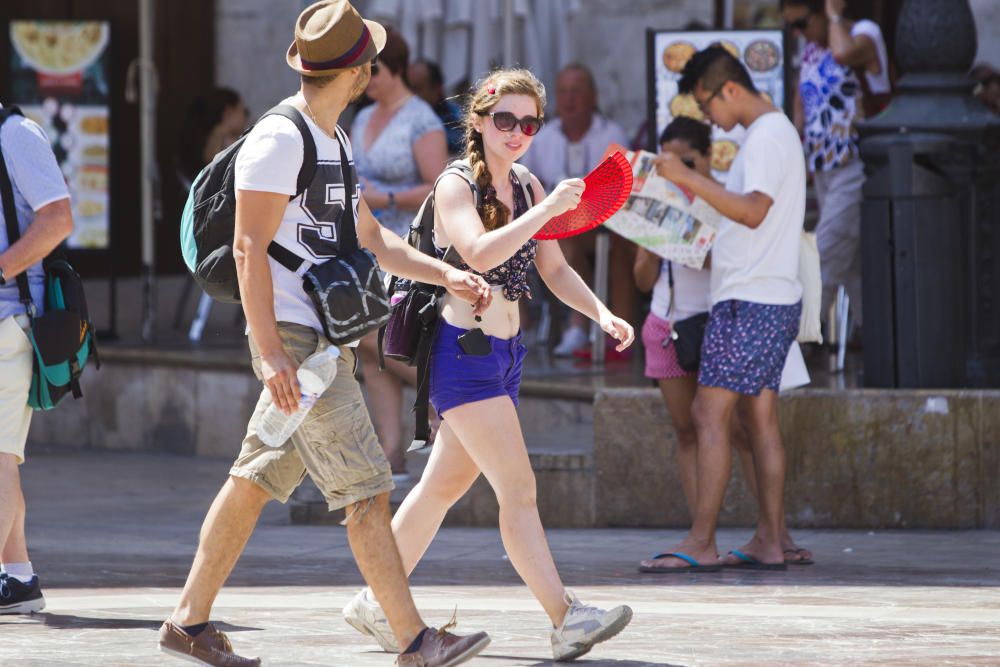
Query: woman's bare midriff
440,286,520,339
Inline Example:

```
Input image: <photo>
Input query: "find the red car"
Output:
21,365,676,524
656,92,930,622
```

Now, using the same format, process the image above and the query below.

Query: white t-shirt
0,109,70,320
650,261,711,322
520,115,630,192
234,100,362,337
852,19,891,95
711,112,805,306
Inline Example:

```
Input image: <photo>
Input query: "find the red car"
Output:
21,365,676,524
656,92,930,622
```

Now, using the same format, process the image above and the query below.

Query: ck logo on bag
296,163,361,260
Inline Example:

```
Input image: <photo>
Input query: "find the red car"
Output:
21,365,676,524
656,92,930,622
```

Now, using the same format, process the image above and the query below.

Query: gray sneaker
550,591,633,661
343,587,399,652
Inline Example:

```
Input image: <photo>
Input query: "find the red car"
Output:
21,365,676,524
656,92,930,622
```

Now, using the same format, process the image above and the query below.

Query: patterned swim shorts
699,299,802,396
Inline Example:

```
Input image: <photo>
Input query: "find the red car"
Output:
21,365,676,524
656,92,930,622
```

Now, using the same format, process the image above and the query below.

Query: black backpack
179,104,317,303
381,160,533,450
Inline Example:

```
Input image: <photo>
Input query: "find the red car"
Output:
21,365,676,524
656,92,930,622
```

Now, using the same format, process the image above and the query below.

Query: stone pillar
858,0,1000,388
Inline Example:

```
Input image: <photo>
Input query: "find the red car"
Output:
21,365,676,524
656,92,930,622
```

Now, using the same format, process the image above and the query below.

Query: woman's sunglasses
481,111,543,137
370,60,380,75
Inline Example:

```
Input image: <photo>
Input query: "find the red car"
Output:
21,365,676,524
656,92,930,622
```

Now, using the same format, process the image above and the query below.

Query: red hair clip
487,86,496,95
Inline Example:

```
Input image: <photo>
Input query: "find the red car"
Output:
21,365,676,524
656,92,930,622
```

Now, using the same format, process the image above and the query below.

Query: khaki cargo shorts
0,314,33,465
231,322,393,511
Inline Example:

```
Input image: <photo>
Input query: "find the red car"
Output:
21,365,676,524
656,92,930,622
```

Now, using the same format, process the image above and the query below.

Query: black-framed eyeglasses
480,111,543,137
787,15,811,32
695,85,725,114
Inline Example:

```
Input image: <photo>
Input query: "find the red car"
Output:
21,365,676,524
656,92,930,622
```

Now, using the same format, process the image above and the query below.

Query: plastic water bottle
257,346,340,447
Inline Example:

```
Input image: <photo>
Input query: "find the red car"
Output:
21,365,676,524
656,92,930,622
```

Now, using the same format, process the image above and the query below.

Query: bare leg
358,332,415,473
445,397,569,626
0,454,28,564
655,377,699,515
391,420,481,574
730,406,758,499
641,385,739,569
171,476,271,625
346,492,426,649
723,389,785,565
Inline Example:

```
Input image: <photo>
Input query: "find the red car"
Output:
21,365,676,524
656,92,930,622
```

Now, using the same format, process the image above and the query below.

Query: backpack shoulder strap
265,104,317,198
261,104,320,275
510,162,535,206
435,159,479,208
0,107,35,314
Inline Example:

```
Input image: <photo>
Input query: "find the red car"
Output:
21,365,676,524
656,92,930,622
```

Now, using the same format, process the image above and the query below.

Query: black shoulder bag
664,261,709,373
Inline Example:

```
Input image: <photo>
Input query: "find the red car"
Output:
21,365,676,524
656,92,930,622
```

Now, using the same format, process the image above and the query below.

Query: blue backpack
179,104,317,303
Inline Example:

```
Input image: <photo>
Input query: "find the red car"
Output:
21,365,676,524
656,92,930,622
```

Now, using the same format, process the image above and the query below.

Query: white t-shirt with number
234,100,361,336
710,112,805,307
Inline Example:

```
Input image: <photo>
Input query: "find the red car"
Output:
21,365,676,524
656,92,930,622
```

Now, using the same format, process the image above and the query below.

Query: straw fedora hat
286,0,386,77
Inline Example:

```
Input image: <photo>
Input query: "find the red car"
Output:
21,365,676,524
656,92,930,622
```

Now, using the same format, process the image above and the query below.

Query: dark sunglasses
787,15,811,31
370,60,380,75
481,111,543,137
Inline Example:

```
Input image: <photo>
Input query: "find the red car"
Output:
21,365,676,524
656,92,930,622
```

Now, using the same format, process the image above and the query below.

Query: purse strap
0,106,35,318
665,260,675,323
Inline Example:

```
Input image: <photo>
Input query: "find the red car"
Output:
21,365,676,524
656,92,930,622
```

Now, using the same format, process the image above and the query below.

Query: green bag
0,106,99,410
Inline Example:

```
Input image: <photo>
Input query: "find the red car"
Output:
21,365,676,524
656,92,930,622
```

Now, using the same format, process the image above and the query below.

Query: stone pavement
3,452,1000,666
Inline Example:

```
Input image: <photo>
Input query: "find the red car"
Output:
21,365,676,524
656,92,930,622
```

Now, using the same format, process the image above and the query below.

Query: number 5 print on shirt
296,161,360,259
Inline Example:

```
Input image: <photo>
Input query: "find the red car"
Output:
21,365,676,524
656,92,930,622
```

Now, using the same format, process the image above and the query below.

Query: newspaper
602,145,720,269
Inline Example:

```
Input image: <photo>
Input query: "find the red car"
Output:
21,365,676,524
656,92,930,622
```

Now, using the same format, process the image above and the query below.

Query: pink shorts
642,313,695,380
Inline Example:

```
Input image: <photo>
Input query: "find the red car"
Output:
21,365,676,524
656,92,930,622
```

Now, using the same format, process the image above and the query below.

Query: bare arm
434,172,583,273
364,130,448,211
355,196,492,310
792,84,805,135
825,0,879,70
0,198,73,280
531,176,634,349
633,246,661,293
655,153,773,229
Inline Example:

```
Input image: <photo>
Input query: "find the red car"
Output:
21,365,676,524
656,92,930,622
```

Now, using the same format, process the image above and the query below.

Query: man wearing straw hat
158,2,492,665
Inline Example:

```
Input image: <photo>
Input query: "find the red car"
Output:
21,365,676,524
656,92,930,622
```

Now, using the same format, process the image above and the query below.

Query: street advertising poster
646,29,789,181
601,144,719,270
9,21,111,250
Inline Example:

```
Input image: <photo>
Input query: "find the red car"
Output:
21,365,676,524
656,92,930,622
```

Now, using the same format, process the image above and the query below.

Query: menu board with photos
646,29,788,181
9,21,111,250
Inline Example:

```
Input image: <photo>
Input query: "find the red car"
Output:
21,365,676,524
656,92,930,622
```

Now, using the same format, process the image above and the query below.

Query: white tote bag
797,231,823,344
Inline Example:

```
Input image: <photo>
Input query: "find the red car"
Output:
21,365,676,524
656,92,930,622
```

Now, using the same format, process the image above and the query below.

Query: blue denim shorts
699,299,802,396
429,321,527,416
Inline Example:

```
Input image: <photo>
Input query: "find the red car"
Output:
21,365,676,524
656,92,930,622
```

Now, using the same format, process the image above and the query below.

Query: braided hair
464,69,546,231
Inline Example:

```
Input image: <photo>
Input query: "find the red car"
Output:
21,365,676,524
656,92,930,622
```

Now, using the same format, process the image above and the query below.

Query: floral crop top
442,170,537,302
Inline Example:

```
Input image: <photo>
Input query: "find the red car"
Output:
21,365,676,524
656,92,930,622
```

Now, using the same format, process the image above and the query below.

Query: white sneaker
343,588,399,653
553,326,588,357
550,591,633,661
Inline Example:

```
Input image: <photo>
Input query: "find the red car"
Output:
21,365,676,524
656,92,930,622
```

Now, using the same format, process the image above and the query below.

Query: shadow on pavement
27,613,260,634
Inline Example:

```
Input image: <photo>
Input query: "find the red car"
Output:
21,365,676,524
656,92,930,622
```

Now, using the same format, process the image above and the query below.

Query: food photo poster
9,21,111,250
647,29,788,182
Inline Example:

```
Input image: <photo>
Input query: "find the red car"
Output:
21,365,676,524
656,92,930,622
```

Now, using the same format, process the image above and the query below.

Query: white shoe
343,588,399,653
550,591,633,661
552,326,588,357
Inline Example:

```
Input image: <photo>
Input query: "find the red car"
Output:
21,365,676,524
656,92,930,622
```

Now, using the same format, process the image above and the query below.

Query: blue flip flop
723,549,788,571
638,551,722,574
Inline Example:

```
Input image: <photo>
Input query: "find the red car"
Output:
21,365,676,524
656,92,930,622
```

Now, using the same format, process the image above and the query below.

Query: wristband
387,191,396,209
0,267,5,286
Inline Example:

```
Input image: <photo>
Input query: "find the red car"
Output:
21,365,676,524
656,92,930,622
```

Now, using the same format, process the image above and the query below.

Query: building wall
214,0,711,141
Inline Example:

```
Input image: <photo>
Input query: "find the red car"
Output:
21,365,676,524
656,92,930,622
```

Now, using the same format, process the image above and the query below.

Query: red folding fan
533,151,633,240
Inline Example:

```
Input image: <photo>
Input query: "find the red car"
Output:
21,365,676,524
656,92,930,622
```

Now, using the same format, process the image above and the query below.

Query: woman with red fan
343,69,635,661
